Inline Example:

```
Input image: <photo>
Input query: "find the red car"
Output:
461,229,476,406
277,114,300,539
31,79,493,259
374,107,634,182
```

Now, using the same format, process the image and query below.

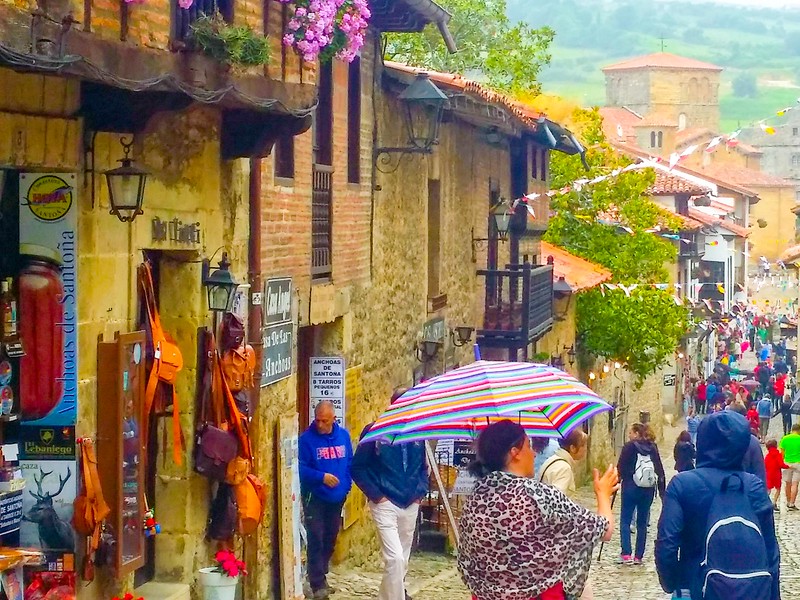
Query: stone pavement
328,406,800,598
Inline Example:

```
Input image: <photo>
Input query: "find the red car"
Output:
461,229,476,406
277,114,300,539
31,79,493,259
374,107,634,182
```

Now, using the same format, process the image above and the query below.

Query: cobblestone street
329,397,800,598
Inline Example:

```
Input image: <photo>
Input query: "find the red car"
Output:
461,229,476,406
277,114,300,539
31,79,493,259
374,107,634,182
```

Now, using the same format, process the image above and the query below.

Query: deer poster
20,461,77,560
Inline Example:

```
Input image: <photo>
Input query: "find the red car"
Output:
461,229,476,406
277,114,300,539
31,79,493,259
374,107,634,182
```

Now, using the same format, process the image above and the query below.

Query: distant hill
507,0,800,132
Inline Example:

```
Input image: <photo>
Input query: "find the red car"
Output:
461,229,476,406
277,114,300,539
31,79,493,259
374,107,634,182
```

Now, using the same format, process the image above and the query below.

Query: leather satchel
195,423,239,482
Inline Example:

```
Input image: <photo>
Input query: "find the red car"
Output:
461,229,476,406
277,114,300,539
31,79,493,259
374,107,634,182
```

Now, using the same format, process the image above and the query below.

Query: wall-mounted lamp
550,355,565,369
563,344,577,367
471,199,514,261
415,339,443,363
202,252,238,313
375,73,448,173
588,371,597,382
451,326,475,348
678,352,685,360
553,275,574,321
614,361,622,370
602,364,610,375
105,136,148,223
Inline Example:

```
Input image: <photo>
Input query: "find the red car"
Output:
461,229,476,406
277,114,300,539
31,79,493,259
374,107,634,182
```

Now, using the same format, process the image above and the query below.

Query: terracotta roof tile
541,242,612,292
636,113,678,128
603,52,722,72
687,208,750,237
648,171,712,196
661,207,705,231
688,164,793,188
599,107,642,141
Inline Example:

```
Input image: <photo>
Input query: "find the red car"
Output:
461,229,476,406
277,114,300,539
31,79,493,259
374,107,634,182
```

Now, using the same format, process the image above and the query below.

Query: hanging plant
278,0,371,63
190,14,271,67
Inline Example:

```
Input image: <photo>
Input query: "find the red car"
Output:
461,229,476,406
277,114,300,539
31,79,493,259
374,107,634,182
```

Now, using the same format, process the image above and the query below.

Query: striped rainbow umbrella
360,360,612,444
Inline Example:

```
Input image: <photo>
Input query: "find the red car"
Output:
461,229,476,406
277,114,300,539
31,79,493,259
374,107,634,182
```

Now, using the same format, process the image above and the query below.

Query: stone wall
748,184,797,261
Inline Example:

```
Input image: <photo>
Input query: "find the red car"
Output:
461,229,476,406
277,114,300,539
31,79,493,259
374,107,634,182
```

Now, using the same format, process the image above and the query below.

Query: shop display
96,331,146,577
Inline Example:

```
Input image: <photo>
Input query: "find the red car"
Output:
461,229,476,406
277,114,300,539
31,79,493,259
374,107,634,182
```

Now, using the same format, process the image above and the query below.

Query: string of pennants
512,97,800,216
599,282,745,313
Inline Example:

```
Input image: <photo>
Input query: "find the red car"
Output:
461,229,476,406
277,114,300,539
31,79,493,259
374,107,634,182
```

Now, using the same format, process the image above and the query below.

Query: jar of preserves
19,244,64,421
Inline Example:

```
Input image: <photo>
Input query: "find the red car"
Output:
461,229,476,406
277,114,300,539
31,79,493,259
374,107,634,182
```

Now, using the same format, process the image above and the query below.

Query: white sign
309,357,345,424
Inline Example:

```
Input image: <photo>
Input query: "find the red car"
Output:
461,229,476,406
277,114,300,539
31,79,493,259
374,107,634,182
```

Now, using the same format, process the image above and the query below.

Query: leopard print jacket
457,471,608,600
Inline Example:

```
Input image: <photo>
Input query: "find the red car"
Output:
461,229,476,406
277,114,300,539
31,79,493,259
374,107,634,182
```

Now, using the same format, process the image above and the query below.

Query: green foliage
191,15,270,67
732,73,758,98
577,288,690,382
544,107,689,381
384,0,554,95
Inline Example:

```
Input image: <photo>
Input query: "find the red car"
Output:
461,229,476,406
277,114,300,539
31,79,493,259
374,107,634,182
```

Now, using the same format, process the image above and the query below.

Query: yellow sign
343,365,365,530
25,175,73,222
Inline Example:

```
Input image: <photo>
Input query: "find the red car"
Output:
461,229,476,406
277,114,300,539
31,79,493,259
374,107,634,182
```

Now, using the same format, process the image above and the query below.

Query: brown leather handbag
73,439,111,581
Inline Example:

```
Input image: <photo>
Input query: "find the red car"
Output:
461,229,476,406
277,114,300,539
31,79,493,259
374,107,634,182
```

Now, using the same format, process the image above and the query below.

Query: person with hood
352,388,429,600
299,401,353,599
616,423,666,565
728,402,768,483
655,411,780,600
673,431,695,473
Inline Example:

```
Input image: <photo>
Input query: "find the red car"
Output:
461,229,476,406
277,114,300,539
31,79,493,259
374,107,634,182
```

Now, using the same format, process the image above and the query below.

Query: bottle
0,279,16,341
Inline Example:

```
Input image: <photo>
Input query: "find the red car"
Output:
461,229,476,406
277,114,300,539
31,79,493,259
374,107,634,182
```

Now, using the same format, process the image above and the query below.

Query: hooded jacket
617,439,666,497
655,411,780,600
298,422,353,504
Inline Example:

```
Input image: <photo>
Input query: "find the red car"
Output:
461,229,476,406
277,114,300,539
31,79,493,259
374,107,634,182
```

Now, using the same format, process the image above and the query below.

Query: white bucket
198,567,240,600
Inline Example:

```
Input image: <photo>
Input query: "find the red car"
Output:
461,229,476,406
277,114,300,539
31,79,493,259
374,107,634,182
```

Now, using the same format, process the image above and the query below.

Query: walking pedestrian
538,429,588,497
747,402,761,437
779,423,800,510
457,420,619,600
673,431,695,473
728,401,767,483
757,395,773,441
695,380,707,416
686,408,700,447
299,401,353,599
780,394,793,436
655,411,780,600
617,423,666,566
351,388,429,600
765,439,789,510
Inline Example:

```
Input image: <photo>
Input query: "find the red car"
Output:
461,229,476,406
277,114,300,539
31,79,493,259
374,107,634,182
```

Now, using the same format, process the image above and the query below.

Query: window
792,154,800,168
347,57,362,184
274,136,295,180
531,148,538,180
314,61,333,166
794,127,799,137
539,149,548,182
650,131,657,148
678,113,687,131
427,179,442,298
657,131,664,148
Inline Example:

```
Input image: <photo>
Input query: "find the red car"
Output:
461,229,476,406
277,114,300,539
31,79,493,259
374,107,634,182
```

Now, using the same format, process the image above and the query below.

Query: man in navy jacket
655,411,780,600
352,387,430,600
299,401,353,599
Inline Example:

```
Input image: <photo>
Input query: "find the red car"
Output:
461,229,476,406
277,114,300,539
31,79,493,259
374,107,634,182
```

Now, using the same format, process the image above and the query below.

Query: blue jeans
620,484,655,558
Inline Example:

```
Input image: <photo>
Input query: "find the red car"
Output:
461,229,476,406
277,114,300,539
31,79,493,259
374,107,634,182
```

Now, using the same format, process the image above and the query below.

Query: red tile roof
541,242,612,292
637,113,678,128
384,61,546,132
688,164,794,188
662,208,705,231
687,208,750,237
648,171,712,196
599,107,642,142
674,128,762,155
603,52,722,72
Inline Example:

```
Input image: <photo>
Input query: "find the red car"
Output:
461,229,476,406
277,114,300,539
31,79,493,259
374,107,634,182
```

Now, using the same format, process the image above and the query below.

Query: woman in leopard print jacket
457,420,619,600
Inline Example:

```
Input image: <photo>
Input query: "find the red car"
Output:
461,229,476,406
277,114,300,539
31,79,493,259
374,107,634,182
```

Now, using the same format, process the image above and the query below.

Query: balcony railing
311,164,333,281
172,0,233,48
477,263,554,354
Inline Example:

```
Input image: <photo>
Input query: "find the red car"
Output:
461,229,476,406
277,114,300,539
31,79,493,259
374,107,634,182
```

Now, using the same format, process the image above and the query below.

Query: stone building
603,52,722,132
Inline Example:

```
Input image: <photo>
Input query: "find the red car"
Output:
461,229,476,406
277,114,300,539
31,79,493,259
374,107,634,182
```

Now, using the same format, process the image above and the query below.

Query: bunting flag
705,136,723,153
759,122,777,136
717,284,725,294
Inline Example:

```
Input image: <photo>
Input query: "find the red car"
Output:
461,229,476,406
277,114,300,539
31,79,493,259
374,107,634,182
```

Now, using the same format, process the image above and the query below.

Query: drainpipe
248,157,264,396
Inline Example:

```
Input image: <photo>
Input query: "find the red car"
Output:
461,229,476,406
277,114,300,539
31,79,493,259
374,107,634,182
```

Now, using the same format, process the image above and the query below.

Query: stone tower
603,52,722,132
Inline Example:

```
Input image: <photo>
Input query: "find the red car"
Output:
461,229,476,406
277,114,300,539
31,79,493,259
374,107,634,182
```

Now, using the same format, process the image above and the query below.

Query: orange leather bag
234,474,266,536
138,262,184,465
73,439,111,581
220,345,256,393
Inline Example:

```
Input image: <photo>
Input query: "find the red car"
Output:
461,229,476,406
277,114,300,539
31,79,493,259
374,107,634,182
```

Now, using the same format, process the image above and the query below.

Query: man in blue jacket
352,387,430,600
655,411,780,599
299,401,353,599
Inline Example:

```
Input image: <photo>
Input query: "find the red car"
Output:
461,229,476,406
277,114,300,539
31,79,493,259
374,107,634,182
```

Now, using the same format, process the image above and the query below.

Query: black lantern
553,276,574,321
202,252,238,313
491,199,513,241
451,326,475,347
105,137,148,223
416,339,442,362
400,73,448,150
564,344,577,367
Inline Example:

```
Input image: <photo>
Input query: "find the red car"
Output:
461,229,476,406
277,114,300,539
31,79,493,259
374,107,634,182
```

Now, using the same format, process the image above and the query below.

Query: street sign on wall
309,357,346,424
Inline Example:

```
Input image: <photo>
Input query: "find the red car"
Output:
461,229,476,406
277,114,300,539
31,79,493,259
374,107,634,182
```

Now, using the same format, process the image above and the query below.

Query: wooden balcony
311,164,333,281
172,0,234,49
477,263,554,355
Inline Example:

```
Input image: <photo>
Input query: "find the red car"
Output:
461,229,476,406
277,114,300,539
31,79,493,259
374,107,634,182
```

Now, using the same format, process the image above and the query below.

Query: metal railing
477,263,554,352
311,164,334,280
172,0,232,48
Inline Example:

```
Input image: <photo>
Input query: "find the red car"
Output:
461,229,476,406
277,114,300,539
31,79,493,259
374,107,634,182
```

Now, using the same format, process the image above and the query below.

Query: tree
732,73,758,98
384,0,554,95
544,107,690,381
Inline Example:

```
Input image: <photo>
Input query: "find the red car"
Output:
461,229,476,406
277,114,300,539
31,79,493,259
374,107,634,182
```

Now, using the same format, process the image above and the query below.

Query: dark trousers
304,496,345,591
784,413,793,436
620,484,655,559
696,401,707,415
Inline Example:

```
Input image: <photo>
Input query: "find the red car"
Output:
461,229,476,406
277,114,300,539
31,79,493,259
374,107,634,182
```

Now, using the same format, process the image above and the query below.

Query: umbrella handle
596,490,618,562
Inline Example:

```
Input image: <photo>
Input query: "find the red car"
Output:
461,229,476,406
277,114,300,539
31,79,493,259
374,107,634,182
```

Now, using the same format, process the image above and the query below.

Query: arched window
678,113,687,131
700,78,710,103
650,131,657,148
657,131,664,148
688,77,699,101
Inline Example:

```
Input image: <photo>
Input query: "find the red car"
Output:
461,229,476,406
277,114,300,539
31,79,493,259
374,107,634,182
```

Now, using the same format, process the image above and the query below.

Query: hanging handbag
73,439,111,582
234,474,266,536
138,261,185,465
207,483,238,541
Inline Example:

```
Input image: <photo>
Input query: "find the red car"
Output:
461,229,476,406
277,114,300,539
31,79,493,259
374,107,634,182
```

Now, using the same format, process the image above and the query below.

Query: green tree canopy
383,0,554,95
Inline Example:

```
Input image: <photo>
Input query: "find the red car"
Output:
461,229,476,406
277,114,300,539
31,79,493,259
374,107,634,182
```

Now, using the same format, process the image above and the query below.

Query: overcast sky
675,0,800,6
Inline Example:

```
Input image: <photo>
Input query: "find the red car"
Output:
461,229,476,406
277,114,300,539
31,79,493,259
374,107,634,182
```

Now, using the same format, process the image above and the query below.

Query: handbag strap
216,353,252,461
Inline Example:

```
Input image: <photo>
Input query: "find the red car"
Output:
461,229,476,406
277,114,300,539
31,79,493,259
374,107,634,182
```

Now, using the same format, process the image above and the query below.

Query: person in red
746,403,761,437
774,373,787,401
695,380,708,415
765,438,789,509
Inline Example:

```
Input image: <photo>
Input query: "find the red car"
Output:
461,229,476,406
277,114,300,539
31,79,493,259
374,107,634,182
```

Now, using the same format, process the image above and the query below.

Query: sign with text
423,317,446,342
309,357,345,425
262,323,293,387
663,373,677,387
265,278,293,326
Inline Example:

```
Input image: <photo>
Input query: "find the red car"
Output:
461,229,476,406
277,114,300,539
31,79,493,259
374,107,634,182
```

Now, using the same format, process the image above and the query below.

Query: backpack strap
538,457,569,483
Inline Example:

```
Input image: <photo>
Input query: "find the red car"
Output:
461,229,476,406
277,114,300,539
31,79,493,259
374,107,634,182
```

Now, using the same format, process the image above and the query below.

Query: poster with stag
19,460,76,558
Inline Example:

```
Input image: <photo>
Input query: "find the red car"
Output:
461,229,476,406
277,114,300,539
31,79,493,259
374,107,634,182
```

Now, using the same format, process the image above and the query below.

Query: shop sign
309,357,345,424
452,441,476,495
262,323,293,387
423,316,446,342
264,278,293,326
150,216,202,246
20,459,76,554
20,426,75,460
663,373,677,387
19,173,78,427
0,491,23,536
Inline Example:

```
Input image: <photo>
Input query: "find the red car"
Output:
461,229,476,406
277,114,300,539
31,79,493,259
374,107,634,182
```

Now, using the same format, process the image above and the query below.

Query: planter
198,567,240,600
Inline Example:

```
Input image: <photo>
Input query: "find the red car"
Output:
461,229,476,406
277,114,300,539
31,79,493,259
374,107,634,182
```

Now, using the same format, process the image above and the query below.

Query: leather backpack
138,262,184,465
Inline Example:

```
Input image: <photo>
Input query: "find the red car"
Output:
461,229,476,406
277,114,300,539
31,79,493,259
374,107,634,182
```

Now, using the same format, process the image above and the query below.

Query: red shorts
472,582,565,600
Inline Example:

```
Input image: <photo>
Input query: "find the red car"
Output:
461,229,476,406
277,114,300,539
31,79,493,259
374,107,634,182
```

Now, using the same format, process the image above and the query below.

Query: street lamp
105,136,148,223
416,339,442,362
553,276,574,321
202,252,238,313
451,326,475,347
491,199,513,242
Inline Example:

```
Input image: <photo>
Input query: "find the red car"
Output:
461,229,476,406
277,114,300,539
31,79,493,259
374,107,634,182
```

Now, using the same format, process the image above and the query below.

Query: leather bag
73,439,111,582
234,474,266,536
207,483,238,541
